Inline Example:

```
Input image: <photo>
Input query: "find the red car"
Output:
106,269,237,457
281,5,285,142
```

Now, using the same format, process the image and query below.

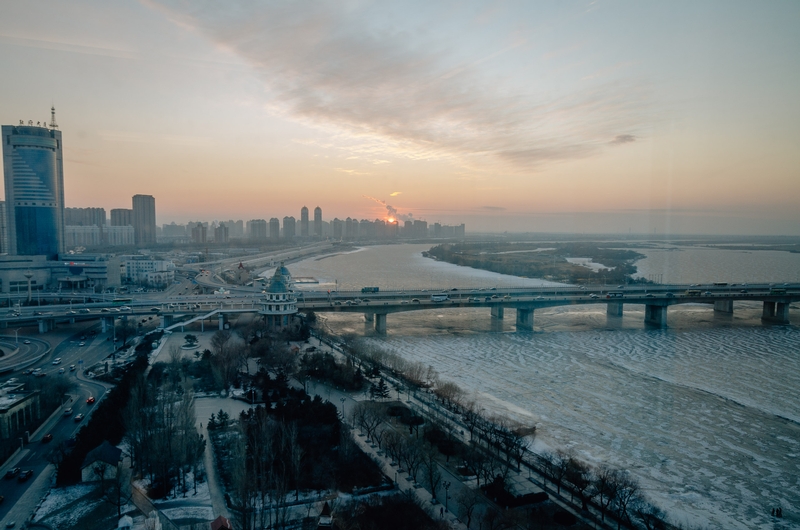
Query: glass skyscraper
2,122,65,259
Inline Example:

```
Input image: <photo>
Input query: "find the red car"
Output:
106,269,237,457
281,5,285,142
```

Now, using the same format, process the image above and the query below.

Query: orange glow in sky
1,2,799,234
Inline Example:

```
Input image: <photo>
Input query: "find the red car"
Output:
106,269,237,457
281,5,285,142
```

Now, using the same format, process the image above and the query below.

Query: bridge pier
607,302,623,317
491,306,504,319
644,304,667,327
37,318,55,334
714,300,734,314
516,308,534,331
364,313,374,323
374,313,387,334
160,314,174,328
762,301,790,324
218,313,226,330
101,317,111,333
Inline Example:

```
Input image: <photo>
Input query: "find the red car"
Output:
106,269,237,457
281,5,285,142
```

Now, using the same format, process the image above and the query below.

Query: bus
713,282,728,287
686,289,701,296
361,287,380,293
431,294,449,302
112,297,133,305
769,287,787,295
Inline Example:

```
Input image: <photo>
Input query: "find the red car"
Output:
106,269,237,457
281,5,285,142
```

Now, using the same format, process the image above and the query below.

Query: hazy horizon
2,1,799,235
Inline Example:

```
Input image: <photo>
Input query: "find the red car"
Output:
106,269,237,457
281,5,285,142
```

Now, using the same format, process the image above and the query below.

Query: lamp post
340,397,347,427
442,481,451,513
14,328,21,345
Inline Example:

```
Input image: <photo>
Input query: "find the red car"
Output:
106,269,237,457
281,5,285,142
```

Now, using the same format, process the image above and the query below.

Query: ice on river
367,324,800,529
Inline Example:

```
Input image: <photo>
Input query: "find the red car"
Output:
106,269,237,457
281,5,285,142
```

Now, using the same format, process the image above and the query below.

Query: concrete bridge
0,283,796,335
293,283,798,333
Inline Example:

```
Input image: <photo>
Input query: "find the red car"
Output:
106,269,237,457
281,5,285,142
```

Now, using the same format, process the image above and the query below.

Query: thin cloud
610,134,636,145
150,2,652,171
389,191,402,197
483,206,506,211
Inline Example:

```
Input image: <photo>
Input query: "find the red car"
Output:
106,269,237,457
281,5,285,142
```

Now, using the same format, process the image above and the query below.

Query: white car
52,358,62,365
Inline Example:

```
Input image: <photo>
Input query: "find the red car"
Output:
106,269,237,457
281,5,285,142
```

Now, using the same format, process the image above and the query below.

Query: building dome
259,262,297,330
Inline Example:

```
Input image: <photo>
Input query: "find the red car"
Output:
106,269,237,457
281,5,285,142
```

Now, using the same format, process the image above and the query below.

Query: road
0,326,113,523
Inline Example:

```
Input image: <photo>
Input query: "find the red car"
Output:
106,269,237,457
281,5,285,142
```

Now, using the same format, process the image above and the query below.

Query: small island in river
426,242,646,285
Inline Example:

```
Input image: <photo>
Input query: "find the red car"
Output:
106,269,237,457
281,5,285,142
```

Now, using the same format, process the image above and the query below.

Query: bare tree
383,429,403,464
351,402,382,442
592,465,621,524
565,456,593,509
434,381,464,409
463,447,489,487
116,318,137,347
457,488,482,529
399,439,424,484
422,445,442,502
613,473,641,530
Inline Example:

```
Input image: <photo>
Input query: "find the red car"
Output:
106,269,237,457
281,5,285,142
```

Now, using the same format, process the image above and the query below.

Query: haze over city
1,1,798,234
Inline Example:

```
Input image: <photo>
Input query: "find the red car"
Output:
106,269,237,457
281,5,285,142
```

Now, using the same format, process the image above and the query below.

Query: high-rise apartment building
190,223,207,244
2,119,65,259
283,216,296,238
132,194,156,245
313,206,322,237
65,207,106,227
214,223,229,244
300,206,309,237
269,218,280,240
247,219,267,241
111,208,133,227
332,218,344,239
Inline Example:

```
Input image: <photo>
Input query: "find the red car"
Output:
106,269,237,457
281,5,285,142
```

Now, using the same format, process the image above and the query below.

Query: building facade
110,208,133,227
282,216,296,238
247,219,267,241
300,206,309,237
122,256,175,286
132,194,156,246
214,223,229,244
313,206,322,237
269,218,280,240
0,390,41,441
2,122,65,259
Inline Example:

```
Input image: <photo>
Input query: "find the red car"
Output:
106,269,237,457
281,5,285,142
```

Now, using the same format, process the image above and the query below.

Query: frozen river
284,243,800,529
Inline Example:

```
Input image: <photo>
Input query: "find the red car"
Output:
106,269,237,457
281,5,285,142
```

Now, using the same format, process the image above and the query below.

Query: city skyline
1,2,799,235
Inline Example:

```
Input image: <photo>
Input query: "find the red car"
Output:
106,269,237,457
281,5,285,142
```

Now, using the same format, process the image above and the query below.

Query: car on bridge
23,340,31,344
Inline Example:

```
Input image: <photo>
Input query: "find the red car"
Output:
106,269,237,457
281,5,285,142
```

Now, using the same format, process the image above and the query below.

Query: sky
1,1,799,235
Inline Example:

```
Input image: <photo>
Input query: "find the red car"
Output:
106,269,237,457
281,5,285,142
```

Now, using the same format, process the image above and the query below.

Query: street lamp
14,328,21,345
340,397,347,427
442,481,451,513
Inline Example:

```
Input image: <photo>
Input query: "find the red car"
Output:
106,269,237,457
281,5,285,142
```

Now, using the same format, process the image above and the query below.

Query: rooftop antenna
49,106,58,129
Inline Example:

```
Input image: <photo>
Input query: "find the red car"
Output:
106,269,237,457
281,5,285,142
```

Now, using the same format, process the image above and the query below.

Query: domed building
259,262,297,331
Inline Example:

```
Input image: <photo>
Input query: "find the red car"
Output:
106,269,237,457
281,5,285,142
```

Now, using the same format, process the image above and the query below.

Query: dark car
17,470,33,482
74,413,84,422
3,468,20,479
42,433,53,443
